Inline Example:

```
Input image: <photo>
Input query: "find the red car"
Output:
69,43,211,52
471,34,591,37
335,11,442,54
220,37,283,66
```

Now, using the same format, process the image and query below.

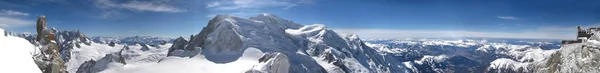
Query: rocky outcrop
32,15,68,73
140,44,150,51
108,41,116,47
36,15,47,41
74,60,95,73
166,37,196,57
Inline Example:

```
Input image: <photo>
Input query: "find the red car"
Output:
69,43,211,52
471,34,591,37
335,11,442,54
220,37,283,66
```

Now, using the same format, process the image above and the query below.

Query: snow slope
66,42,125,73
116,47,265,73
66,42,174,73
0,28,42,73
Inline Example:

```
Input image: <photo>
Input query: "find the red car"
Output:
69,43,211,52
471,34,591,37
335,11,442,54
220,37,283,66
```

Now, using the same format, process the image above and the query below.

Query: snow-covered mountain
161,14,409,73
8,14,599,73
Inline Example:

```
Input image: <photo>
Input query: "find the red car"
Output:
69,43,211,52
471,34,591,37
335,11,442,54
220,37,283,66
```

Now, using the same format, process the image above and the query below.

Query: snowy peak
249,13,303,29
164,14,408,72
249,13,284,22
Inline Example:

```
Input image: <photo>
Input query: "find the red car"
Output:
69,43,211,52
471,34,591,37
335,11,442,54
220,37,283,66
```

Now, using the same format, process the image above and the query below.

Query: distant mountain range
89,36,174,45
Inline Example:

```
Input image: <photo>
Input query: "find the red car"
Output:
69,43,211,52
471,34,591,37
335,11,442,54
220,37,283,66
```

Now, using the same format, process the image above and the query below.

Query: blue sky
0,0,599,39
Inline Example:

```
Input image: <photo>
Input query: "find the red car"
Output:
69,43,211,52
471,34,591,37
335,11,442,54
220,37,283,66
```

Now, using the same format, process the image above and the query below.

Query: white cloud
205,11,262,18
332,28,574,40
206,1,222,8
120,1,187,13
0,17,33,28
94,0,186,13
497,16,518,20
205,0,312,19
0,9,33,28
206,0,310,10
0,9,30,16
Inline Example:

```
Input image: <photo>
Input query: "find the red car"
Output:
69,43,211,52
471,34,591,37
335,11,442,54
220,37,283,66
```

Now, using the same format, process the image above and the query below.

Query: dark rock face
75,60,95,73
108,41,116,47
140,44,150,51
166,37,192,57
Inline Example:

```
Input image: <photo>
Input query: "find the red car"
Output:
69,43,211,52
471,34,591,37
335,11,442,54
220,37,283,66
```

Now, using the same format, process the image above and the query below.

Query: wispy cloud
206,0,307,10
0,9,29,16
0,17,33,28
0,9,33,28
205,0,312,18
119,1,187,13
497,16,518,20
93,0,186,18
205,11,263,18
333,28,574,40
94,0,186,13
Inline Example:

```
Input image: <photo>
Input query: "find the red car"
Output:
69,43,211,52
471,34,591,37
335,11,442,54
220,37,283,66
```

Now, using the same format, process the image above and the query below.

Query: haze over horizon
1,0,599,39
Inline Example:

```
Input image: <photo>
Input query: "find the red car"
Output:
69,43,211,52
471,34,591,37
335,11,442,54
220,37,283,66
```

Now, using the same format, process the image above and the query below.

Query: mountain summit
164,14,409,73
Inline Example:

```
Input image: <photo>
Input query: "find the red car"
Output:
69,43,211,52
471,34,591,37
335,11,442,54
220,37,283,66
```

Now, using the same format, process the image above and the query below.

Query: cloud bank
0,10,30,16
